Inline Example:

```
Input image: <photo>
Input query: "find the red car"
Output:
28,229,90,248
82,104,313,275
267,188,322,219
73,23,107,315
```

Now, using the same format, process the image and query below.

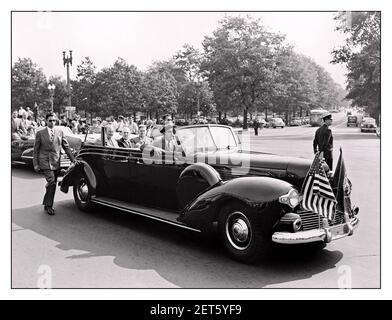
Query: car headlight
279,188,301,208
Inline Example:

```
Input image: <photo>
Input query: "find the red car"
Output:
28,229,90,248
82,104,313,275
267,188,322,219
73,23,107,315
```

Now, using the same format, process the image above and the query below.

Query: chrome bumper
272,216,359,244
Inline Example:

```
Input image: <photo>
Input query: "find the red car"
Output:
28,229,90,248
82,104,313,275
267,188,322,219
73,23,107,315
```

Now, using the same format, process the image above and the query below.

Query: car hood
198,149,314,187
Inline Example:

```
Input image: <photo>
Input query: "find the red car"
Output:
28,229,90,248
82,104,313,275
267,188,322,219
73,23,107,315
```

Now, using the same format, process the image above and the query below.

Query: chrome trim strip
272,216,359,244
91,198,202,233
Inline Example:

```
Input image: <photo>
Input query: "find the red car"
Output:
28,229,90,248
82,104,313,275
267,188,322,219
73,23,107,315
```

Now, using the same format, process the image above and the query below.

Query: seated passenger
151,122,183,156
95,125,119,147
131,124,152,149
117,127,132,148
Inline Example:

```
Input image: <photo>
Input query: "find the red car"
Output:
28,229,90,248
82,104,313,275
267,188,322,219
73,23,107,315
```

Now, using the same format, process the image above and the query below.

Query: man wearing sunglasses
33,112,76,215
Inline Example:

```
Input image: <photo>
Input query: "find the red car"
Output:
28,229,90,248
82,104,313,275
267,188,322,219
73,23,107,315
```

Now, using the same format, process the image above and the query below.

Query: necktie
50,129,54,141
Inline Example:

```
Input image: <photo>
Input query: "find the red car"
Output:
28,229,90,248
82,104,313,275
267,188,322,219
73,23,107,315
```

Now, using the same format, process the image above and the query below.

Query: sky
12,11,348,89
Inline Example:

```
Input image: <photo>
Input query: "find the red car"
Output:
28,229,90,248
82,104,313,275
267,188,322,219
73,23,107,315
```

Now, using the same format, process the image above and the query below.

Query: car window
176,127,216,154
209,126,237,149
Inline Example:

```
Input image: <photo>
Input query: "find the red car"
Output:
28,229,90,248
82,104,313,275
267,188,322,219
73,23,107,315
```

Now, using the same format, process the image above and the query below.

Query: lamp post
195,77,202,122
48,83,56,113
62,50,73,107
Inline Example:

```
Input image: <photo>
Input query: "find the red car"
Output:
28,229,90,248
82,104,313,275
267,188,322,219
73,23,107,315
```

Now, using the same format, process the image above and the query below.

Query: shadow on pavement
12,200,343,288
12,165,41,180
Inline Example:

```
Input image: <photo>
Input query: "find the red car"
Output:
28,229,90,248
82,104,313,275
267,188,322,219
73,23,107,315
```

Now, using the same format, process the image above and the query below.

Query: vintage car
360,117,377,133
11,126,81,168
59,124,359,263
267,117,285,128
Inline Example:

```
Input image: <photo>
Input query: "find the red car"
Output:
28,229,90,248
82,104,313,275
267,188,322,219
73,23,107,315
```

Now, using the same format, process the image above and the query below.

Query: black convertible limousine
59,124,359,263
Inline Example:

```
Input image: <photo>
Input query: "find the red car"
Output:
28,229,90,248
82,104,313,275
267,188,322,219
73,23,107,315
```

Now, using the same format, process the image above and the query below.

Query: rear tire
73,175,94,211
218,202,271,264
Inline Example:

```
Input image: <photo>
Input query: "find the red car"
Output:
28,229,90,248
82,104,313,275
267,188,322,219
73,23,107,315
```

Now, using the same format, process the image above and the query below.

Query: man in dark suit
313,112,334,170
117,127,133,148
130,125,152,149
33,113,76,215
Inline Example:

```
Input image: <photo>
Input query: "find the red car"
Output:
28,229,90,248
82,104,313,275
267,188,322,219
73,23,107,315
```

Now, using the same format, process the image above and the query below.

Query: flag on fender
331,147,351,213
301,152,337,221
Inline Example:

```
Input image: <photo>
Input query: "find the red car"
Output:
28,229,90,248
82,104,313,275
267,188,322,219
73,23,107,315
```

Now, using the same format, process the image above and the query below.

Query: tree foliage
202,16,290,118
12,58,48,110
143,61,179,117
331,11,380,119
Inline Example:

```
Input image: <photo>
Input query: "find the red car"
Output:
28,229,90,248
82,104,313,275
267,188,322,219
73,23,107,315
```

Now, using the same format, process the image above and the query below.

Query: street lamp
62,50,73,106
48,83,56,112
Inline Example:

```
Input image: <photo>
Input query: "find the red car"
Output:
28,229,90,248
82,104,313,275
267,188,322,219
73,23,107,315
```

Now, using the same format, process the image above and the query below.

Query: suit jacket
313,124,333,157
33,126,75,170
130,136,152,148
152,136,182,153
117,137,133,148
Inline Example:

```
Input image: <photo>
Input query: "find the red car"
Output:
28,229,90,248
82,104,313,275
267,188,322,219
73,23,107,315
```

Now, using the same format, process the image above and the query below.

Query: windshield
209,126,237,149
176,126,216,154
176,126,237,154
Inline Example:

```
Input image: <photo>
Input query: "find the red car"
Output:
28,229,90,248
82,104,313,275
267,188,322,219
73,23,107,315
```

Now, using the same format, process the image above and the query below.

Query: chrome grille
330,210,345,226
297,210,347,230
297,211,321,231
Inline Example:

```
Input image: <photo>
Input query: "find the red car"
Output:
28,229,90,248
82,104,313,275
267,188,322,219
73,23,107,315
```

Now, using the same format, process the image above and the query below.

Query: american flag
301,152,337,221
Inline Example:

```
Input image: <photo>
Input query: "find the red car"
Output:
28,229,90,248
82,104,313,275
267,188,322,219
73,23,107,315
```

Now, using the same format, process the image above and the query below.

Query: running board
91,196,201,233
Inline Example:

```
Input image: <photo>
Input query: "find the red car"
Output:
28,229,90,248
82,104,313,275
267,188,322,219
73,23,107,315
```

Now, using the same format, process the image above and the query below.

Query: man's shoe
44,206,55,215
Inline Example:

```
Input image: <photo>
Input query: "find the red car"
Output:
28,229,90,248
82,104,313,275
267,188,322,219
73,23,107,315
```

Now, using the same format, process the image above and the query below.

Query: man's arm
313,132,318,154
33,130,41,171
61,134,75,162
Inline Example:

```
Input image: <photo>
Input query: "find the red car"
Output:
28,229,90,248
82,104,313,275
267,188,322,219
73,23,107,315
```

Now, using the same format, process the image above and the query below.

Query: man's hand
318,151,324,159
34,165,40,173
153,147,162,157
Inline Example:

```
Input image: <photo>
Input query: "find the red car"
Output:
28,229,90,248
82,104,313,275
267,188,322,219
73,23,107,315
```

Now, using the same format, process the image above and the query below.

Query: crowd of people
95,114,183,156
11,106,184,157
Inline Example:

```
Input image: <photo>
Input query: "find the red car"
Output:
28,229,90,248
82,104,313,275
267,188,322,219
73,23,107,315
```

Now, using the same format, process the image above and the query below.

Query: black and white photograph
6,5,384,297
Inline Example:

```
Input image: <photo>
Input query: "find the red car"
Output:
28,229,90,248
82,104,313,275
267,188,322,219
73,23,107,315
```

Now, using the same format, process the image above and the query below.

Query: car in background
347,115,359,127
360,117,377,133
289,119,302,126
268,118,285,128
11,126,82,169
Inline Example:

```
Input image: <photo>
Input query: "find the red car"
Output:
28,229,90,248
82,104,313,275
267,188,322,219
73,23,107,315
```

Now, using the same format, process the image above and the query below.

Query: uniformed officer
313,112,334,170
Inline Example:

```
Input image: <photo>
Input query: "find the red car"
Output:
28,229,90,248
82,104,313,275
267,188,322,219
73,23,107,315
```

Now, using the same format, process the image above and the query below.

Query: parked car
268,118,285,128
347,115,359,127
11,126,82,169
360,117,377,133
60,124,359,263
289,119,301,126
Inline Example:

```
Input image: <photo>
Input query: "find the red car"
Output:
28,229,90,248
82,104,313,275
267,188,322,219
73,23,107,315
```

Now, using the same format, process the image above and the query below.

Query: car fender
60,160,97,193
178,176,295,231
176,163,222,209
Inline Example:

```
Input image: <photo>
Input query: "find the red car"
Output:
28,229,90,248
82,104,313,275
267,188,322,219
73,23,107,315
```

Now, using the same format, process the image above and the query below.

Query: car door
100,147,133,202
128,151,187,211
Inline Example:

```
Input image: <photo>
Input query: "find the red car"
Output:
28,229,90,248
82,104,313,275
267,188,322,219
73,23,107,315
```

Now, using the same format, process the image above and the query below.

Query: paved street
12,112,380,288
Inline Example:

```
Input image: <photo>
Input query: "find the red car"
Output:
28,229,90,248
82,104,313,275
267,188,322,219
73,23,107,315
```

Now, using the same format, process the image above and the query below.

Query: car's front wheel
218,202,271,264
73,175,94,211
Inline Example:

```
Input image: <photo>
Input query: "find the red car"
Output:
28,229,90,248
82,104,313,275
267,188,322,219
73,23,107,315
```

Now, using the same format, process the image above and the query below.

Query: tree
48,76,68,114
92,58,144,117
331,11,380,120
72,57,98,118
202,16,289,128
143,62,179,121
12,58,48,111
174,44,215,118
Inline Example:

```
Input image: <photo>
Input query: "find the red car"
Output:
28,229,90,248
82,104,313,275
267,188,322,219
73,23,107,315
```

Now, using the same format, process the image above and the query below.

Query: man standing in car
313,112,334,170
33,112,76,215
